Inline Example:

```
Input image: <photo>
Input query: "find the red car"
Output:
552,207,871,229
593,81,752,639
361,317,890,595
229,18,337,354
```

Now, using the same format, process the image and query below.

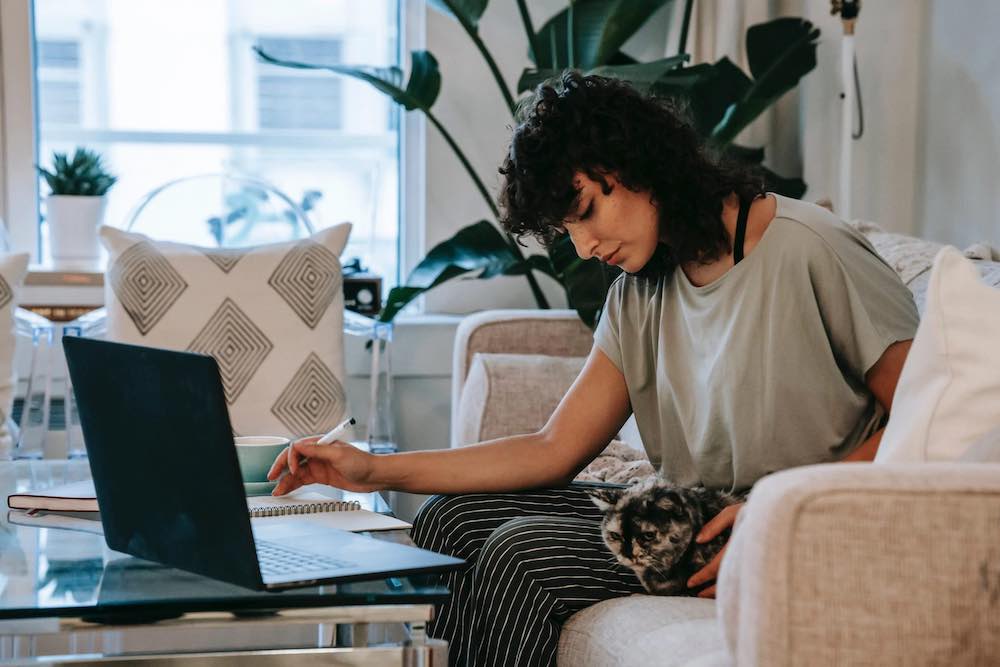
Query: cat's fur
588,479,745,595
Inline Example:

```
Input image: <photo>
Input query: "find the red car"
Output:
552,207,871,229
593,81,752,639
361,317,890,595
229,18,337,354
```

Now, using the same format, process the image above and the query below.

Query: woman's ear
586,487,623,512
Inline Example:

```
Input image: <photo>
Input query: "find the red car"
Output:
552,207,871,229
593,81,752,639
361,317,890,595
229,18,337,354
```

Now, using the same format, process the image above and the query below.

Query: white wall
797,0,927,235
916,0,1000,247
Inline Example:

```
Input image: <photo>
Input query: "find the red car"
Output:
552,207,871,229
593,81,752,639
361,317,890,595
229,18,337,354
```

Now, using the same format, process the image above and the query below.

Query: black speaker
343,274,382,316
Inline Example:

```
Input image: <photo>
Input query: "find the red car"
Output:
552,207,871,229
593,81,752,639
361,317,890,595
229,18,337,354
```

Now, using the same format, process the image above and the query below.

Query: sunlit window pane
33,0,400,287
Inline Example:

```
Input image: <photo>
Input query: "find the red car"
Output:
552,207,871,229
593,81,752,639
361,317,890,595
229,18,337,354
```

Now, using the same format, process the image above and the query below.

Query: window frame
0,0,425,287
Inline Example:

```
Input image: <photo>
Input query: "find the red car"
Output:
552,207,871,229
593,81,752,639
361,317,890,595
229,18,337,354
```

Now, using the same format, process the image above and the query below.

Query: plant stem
516,0,542,66
550,26,558,69
678,0,695,59
444,0,516,116
424,109,551,309
567,1,575,68
470,29,517,115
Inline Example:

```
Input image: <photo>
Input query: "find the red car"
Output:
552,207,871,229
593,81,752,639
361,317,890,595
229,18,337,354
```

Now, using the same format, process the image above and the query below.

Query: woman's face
561,171,661,274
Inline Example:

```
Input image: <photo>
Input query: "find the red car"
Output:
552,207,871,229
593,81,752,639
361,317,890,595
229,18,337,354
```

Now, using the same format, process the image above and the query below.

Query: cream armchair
451,309,1000,666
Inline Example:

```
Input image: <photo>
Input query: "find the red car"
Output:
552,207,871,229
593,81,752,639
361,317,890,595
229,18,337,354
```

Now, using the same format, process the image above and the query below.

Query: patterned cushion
849,220,1000,314
99,224,351,438
0,254,29,456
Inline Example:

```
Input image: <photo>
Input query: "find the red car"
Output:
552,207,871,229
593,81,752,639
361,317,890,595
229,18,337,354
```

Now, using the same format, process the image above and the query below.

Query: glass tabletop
0,460,449,622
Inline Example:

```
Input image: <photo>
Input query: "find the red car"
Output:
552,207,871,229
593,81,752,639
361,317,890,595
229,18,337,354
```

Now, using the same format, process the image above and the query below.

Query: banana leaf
725,143,766,164
531,0,673,69
710,18,820,144
504,253,559,281
428,0,490,30
377,220,525,322
652,59,751,137
517,54,687,94
723,144,806,198
254,47,441,113
759,165,806,199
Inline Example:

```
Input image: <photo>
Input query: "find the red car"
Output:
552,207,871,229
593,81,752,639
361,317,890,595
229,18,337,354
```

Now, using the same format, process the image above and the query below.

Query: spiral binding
247,499,362,518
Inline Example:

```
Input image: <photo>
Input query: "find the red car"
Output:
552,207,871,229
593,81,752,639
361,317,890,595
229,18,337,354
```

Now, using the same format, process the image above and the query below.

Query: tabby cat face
590,483,695,571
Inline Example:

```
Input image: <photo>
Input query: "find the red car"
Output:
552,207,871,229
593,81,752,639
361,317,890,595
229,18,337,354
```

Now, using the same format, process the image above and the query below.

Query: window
256,37,343,131
36,40,82,126
28,0,402,286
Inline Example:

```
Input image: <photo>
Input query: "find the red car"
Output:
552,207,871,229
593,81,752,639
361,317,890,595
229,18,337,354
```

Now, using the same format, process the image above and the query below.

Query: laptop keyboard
255,539,357,578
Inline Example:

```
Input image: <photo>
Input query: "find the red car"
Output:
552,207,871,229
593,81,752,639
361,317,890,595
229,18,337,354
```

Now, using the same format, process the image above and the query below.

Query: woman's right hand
266,437,382,496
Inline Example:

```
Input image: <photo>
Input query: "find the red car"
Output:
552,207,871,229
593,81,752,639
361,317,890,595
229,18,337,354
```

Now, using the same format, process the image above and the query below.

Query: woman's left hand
686,502,745,599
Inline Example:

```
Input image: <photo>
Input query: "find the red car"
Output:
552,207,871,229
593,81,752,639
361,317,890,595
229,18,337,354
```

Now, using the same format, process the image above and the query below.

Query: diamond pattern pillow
100,224,351,439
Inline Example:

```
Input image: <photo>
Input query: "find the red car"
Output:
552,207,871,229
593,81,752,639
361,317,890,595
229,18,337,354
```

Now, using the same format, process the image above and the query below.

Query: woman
267,72,919,666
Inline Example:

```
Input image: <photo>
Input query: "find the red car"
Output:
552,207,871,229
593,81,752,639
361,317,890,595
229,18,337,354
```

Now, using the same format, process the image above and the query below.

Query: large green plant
255,1,819,327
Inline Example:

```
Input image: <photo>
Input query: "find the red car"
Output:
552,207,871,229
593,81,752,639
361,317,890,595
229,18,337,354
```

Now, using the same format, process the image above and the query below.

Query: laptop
63,336,465,591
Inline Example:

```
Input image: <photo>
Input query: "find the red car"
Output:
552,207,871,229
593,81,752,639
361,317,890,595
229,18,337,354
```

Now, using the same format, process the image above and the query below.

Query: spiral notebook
246,492,361,517
8,482,411,532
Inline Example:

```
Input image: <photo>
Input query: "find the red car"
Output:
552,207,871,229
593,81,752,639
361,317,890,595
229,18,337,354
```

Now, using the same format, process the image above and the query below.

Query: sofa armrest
451,310,593,448
719,462,1000,666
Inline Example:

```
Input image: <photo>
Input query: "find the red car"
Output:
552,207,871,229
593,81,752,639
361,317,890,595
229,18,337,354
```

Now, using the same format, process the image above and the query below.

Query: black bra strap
733,197,752,264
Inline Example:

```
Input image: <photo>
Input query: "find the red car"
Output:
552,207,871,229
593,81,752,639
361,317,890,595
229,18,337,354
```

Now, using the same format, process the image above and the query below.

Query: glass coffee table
0,460,449,665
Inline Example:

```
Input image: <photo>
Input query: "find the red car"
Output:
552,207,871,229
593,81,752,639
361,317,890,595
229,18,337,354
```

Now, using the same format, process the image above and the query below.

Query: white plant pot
46,194,107,263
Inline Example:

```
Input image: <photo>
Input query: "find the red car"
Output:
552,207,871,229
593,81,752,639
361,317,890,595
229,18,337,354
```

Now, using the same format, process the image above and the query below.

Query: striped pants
410,488,645,667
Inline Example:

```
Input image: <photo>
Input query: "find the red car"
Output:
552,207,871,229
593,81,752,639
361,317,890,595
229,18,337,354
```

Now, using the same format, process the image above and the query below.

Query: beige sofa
449,224,1000,666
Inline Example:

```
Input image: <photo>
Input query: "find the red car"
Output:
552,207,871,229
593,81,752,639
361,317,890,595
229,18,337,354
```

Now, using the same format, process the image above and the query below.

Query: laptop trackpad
251,517,344,542
251,517,386,559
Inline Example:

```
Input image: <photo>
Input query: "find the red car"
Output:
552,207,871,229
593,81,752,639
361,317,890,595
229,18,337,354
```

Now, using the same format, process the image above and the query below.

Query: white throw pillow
0,253,29,456
100,224,351,439
875,246,1000,462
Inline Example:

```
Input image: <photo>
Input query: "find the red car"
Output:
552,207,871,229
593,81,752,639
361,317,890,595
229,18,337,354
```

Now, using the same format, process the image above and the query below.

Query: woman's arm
691,338,915,596
841,339,912,462
269,345,632,496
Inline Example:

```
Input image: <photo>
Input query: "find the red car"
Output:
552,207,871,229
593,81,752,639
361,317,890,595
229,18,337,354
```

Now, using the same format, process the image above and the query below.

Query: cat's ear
586,488,623,511
652,486,683,511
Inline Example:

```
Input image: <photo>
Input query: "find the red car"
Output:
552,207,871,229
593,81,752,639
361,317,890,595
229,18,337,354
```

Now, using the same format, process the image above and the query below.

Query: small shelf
26,264,105,288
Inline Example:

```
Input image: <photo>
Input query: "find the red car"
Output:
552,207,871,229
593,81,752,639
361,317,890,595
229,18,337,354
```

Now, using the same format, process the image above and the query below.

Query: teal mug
234,436,291,483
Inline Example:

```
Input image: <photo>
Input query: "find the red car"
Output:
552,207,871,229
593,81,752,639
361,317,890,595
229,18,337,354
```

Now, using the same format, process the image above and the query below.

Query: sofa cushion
558,595,728,667
876,247,1000,462
100,224,352,438
455,352,586,445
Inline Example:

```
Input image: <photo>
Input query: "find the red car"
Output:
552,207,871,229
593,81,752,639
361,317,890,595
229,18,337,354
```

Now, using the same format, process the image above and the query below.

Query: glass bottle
366,321,396,454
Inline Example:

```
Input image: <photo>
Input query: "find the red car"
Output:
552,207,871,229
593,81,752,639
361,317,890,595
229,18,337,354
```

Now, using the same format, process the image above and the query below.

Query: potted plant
257,1,820,327
37,147,117,264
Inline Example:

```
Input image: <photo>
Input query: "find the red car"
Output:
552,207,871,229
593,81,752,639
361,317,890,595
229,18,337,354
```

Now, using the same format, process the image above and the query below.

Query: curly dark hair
498,71,766,278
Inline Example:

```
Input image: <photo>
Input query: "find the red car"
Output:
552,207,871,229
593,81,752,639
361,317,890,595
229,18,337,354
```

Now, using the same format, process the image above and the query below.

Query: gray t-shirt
594,195,919,492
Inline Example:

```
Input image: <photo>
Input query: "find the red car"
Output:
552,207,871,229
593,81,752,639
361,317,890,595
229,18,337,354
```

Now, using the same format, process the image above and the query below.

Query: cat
588,478,746,596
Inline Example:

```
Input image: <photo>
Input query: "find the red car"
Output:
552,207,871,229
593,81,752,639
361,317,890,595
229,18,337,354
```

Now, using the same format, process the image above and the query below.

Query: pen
285,417,357,475
316,416,357,445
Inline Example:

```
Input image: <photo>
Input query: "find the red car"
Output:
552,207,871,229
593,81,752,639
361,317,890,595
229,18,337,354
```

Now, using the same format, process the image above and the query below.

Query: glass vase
13,324,54,460
366,321,396,454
